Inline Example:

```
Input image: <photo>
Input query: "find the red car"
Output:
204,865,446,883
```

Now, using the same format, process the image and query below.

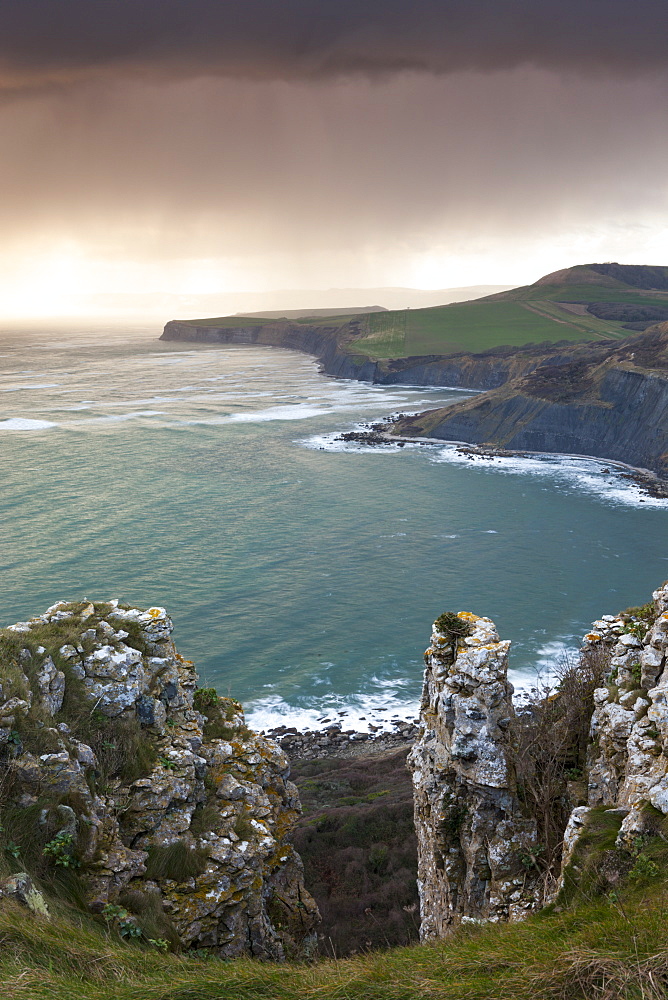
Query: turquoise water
1,324,666,730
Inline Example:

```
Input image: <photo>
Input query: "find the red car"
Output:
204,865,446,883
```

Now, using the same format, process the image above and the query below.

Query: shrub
193,687,219,711
43,831,80,869
292,749,419,956
513,648,608,886
434,612,473,640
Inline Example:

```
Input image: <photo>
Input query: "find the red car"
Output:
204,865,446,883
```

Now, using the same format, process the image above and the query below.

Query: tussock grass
144,841,211,882
2,879,668,998
0,605,158,788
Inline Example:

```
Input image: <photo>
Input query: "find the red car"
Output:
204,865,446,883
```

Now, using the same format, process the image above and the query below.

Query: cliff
0,601,318,958
160,319,587,391
410,582,668,940
392,328,668,478
409,613,539,937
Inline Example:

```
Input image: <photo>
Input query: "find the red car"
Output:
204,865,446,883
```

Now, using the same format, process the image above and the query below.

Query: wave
78,410,166,424
0,417,57,431
301,431,421,454
429,445,668,509
245,644,583,731
245,690,421,735
1,383,60,392
509,639,581,698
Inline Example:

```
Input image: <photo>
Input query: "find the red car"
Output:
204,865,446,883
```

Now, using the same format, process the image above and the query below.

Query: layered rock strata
408,613,539,938
0,601,318,959
392,328,668,479
160,320,584,390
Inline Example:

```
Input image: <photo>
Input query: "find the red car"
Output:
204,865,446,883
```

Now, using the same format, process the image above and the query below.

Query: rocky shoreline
333,418,668,500
263,718,420,761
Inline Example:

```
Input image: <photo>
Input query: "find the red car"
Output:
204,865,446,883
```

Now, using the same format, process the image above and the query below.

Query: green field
183,313,361,329
181,265,668,361
348,276,668,359
350,300,617,357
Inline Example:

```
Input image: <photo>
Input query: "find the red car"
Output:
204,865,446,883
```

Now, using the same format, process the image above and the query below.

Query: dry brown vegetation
291,748,419,956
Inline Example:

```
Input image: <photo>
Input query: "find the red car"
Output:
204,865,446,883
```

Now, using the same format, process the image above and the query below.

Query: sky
1,0,667,319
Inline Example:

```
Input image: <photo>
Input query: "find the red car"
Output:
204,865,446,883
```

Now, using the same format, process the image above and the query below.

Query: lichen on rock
569,583,668,852
0,600,318,959
409,611,540,939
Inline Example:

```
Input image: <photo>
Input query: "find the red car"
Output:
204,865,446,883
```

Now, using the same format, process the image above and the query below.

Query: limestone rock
408,612,539,939
584,584,668,816
0,872,50,918
559,584,668,867
0,600,318,960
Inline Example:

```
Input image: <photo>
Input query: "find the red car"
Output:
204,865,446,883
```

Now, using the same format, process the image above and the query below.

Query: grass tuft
144,841,211,882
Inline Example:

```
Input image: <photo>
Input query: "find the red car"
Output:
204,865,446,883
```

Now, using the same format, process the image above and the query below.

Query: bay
0,323,666,731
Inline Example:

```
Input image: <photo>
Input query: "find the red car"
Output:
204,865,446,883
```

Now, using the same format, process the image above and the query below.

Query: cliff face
408,613,539,938
578,583,668,847
393,329,668,478
160,320,576,391
411,584,668,940
0,601,318,958
161,320,381,383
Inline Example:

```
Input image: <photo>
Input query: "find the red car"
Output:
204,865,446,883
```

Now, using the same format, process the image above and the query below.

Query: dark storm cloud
1,0,667,87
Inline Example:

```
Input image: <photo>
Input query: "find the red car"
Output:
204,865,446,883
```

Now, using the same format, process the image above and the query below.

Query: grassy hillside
291,749,419,956
177,263,668,362
349,264,668,358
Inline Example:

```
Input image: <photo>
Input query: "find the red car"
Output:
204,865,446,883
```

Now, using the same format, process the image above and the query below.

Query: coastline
161,319,668,490
263,718,420,761
338,421,668,499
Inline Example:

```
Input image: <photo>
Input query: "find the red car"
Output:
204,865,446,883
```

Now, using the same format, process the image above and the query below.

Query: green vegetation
180,264,668,361
354,300,604,357
433,612,473,640
0,611,158,788
3,875,668,997
352,310,408,357
144,841,211,882
193,689,251,742
345,267,668,358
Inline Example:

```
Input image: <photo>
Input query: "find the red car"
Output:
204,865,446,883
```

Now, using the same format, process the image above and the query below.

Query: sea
1,322,666,733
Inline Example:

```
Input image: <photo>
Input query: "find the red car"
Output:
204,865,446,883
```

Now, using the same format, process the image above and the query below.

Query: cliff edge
0,601,318,958
410,582,668,940
393,327,668,479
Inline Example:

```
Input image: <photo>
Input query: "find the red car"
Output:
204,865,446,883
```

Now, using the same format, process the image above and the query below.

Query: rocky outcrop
408,613,539,938
567,583,668,851
0,601,318,959
408,585,668,941
392,329,668,478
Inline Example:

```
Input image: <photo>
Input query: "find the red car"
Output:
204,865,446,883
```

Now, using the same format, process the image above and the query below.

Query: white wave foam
183,404,334,424
301,431,421,454
509,640,580,699
0,417,56,431
77,410,166,424
430,445,668,508
245,681,421,735
2,383,60,392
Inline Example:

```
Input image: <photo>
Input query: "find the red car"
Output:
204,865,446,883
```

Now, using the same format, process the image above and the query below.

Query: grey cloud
1,0,667,88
